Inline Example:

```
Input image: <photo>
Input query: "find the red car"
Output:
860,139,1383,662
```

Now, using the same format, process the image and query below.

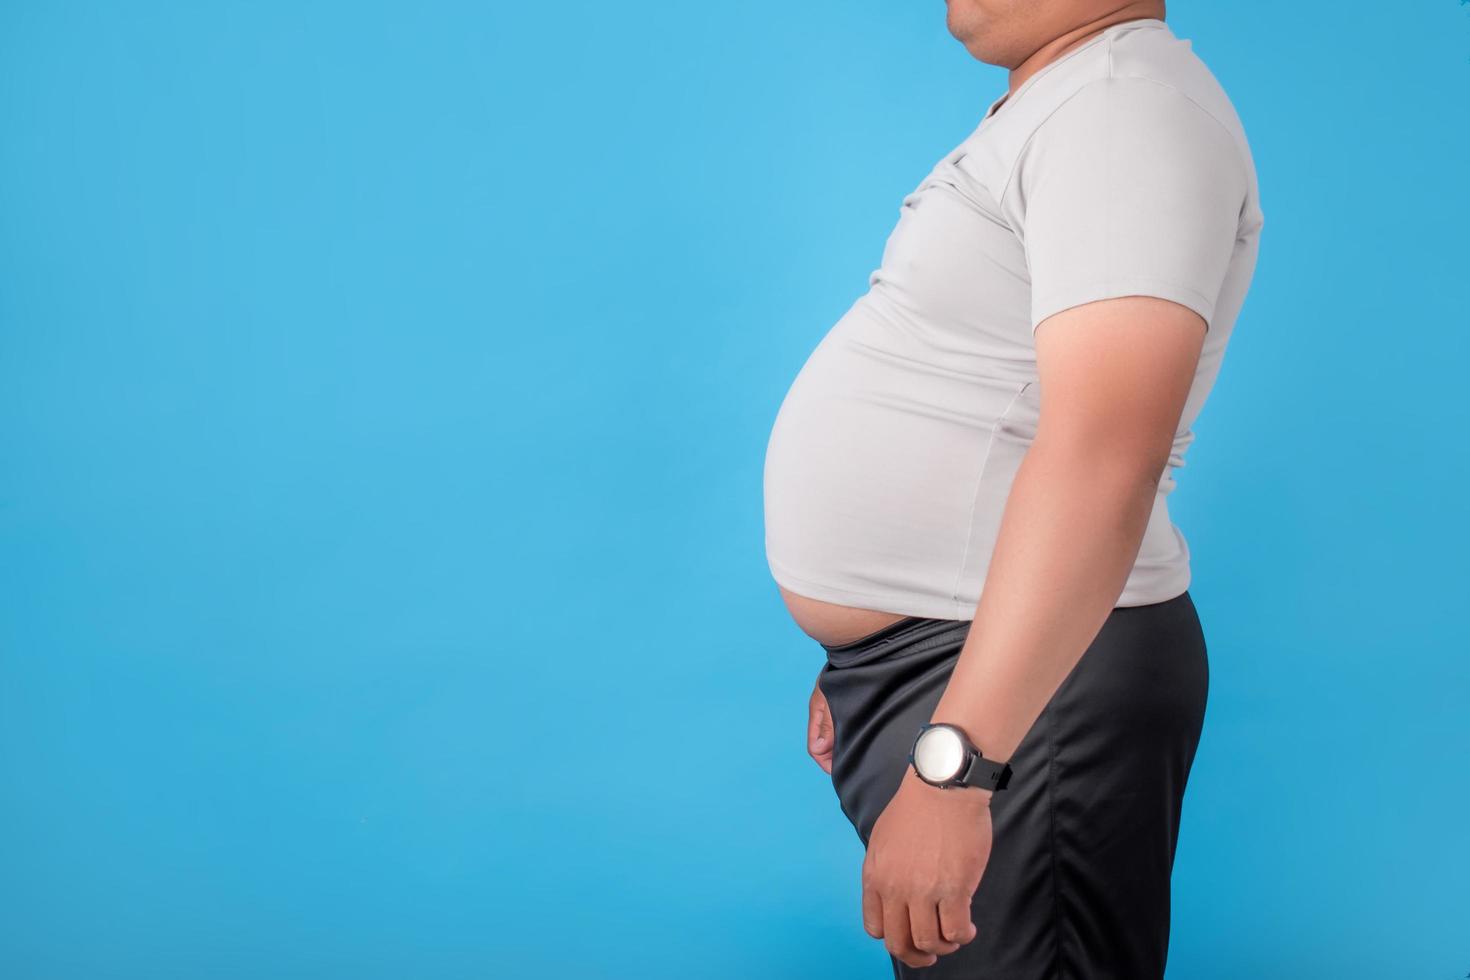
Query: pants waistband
819,615,972,664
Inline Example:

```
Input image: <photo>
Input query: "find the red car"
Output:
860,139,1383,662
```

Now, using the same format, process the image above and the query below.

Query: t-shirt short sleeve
1005,76,1249,333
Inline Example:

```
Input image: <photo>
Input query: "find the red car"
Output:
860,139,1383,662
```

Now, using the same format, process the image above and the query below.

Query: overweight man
763,1,1264,976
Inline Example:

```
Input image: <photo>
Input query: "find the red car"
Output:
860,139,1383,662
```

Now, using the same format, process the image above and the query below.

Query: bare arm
929,293,1207,796
857,295,1210,969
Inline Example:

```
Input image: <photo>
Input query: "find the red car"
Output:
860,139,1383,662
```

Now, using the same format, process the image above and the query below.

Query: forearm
931,434,1162,795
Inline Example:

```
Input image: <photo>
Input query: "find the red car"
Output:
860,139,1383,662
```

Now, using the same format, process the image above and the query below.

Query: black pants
816,590,1209,979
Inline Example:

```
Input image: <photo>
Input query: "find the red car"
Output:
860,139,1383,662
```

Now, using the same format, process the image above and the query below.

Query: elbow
1029,428,1172,499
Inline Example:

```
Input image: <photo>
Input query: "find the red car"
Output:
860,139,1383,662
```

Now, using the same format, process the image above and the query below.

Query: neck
1005,3,1166,98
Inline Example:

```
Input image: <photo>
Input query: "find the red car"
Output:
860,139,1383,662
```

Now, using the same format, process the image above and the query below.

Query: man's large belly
776,585,913,648
764,298,1195,637
763,300,1042,633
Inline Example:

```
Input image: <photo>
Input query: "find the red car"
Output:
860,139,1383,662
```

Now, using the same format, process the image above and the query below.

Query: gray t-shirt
763,17,1264,620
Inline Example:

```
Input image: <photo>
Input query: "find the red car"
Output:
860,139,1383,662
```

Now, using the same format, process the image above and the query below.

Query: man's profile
763,1,1262,975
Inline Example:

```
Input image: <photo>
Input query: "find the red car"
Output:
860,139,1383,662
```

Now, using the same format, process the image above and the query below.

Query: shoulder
966,25,1259,206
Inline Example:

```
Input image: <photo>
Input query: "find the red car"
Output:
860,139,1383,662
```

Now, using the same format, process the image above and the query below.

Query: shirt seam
1116,74,1253,196
947,380,1033,610
995,35,1252,216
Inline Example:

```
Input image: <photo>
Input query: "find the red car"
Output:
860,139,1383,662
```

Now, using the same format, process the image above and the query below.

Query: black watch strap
962,752,1013,791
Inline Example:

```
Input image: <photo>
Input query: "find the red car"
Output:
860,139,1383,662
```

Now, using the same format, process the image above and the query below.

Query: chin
946,9,1000,62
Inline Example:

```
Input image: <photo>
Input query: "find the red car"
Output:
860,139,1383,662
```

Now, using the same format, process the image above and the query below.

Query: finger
807,695,830,754
813,716,833,772
882,899,936,969
910,900,960,957
938,892,978,946
807,690,834,773
861,865,885,939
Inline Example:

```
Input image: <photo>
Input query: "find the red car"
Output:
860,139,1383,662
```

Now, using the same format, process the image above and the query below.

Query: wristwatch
908,722,1013,792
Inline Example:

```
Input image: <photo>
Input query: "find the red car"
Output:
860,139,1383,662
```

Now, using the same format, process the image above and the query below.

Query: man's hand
862,770,989,968
807,676,834,774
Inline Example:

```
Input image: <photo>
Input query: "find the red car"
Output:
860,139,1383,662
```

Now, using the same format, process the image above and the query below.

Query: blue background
2,1,1467,977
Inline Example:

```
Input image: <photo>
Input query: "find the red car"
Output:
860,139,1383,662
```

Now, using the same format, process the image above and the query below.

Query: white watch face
914,726,966,782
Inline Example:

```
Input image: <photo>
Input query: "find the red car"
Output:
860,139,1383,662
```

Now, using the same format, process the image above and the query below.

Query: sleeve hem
1030,278,1216,334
